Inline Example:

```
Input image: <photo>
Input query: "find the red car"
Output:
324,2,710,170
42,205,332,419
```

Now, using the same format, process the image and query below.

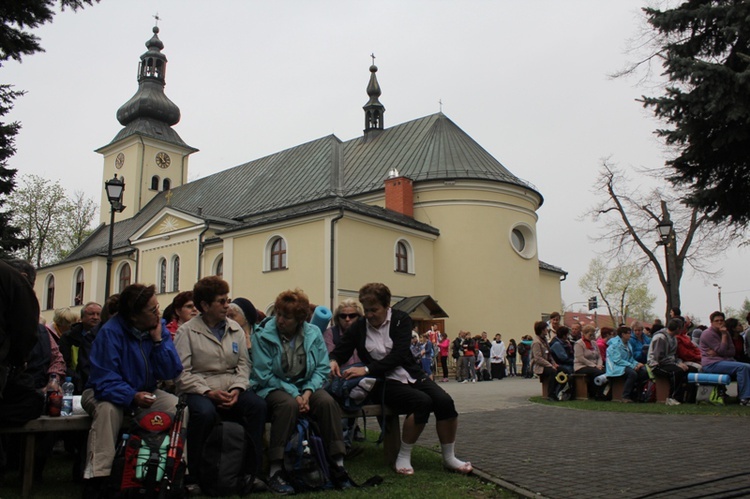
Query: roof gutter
197,220,210,280
329,208,344,310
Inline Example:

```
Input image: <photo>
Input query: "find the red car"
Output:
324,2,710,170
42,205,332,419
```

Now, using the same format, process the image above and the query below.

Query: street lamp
104,174,126,300
656,216,674,318
713,283,723,313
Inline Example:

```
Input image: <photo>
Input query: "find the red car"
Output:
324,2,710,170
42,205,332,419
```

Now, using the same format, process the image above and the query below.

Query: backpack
284,418,333,492
517,342,529,356
110,403,187,499
325,363,377,411
695,384,727,405
199,420,255,497
639,380,656,403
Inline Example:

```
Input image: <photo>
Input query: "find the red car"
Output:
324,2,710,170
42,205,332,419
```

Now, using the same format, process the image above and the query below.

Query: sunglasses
338,313,359,320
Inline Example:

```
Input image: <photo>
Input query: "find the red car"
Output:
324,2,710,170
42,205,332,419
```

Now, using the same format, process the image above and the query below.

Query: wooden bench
541,373,587,400
0,414,92,498
342,404,400,465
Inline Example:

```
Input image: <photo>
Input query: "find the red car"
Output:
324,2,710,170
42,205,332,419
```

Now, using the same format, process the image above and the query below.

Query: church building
36,26,566,338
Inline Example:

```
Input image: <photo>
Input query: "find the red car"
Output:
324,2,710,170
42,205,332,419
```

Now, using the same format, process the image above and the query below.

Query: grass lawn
531,396,750,416
0,436,516,499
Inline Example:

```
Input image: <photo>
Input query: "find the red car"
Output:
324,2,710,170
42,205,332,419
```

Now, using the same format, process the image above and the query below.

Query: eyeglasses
338,313,359,320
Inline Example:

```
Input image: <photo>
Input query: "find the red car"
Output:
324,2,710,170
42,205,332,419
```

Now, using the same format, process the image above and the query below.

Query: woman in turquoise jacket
251,289,352,494
606,326,649,402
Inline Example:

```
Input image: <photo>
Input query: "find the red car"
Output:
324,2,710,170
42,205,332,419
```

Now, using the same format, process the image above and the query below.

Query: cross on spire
370,53,376,65
153,12,161,26
439,99,443,112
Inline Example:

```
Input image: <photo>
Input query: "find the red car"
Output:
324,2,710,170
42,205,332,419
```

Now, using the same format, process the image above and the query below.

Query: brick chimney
384,173,413,218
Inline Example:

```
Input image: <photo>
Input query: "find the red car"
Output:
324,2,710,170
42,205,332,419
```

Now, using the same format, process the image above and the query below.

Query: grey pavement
413,376,750,499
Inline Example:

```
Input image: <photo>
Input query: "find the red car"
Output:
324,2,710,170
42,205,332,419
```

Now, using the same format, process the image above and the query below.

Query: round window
511,229,525,252
509,223,536,259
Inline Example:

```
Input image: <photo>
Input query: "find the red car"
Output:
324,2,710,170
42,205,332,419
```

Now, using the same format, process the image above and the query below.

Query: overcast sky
5,0,748,323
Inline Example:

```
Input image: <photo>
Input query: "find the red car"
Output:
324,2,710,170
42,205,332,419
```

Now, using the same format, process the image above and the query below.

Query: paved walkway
416,376,750,499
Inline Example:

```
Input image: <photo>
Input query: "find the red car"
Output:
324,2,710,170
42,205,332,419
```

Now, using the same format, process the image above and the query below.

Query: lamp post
104,174,125,300
713,283,723,313
656,215,674,320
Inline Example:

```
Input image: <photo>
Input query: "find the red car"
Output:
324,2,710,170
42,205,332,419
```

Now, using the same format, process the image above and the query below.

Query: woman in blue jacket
252,288,352,494
606,326,649,402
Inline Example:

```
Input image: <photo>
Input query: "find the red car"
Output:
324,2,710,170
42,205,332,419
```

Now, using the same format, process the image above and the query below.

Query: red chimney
384,174,413,217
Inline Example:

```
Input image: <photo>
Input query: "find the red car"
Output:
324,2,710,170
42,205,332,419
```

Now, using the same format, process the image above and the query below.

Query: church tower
363,56,385,133
95,25,198,223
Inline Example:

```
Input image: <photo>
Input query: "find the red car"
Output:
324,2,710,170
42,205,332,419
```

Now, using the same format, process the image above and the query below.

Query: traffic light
588,296,598,310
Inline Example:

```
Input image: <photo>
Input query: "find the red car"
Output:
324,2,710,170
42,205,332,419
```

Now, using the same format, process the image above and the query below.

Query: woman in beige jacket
573,325,607,400
531,321,562,401
174,276,267,487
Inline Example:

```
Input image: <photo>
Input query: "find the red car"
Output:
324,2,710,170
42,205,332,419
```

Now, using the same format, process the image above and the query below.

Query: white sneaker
461,380,468,384
665,398,681,406
471,379,476,383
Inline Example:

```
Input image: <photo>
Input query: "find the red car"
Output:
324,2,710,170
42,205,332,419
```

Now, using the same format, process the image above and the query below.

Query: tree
585,161,732,320
8,174,96,267
579,257,655,327
639,1,750,228
0,1,99,257
0,86,29,257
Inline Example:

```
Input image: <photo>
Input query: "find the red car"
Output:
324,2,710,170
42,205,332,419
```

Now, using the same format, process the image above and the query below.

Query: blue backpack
283,418,332,492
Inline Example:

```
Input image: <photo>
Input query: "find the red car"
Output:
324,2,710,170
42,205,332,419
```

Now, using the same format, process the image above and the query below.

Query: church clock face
155,152,171,169
115,152,125,169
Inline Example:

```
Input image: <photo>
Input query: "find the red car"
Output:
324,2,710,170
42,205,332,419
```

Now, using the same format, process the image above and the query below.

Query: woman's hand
330,360,341,378
218,388,241,409
296,391,311,414
343,366,368,379
134,391,156,408
206,389,234,407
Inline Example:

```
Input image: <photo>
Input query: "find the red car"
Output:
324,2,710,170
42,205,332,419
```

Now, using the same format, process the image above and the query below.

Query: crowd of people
0,259,474,498
529,307,750,406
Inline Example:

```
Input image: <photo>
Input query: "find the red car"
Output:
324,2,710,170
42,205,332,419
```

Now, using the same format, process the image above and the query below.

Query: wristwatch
364,366,370,375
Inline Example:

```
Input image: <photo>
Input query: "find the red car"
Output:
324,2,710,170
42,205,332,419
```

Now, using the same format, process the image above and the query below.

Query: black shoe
330,465,355,490
81,477,110,499
268,470,295,495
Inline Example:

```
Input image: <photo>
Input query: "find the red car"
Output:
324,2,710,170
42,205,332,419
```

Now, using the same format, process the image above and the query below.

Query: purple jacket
699,326,735,367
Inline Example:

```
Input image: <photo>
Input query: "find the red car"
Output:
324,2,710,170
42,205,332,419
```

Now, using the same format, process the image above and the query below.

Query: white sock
334,455,344,467
441,442,467,469
269,462,282,476
395,442,414,471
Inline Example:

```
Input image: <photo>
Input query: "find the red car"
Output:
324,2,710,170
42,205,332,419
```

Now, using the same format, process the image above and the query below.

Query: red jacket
676,332,701,363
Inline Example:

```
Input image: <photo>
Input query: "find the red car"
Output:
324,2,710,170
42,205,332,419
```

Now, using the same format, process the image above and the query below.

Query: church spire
363,54,385,133
116,25,181,126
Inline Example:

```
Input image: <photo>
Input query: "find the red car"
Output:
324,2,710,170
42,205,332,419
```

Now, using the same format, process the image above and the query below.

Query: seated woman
227,297,258,358
574,325,607,400
329,283,472,476
606,326,649,402
165,291,198,338
252,289,353,494
549,326,574,374
531,321,563,400
174,277,267,488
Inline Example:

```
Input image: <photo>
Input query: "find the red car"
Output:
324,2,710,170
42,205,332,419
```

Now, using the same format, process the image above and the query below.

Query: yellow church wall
37,259,108,324
410,186,544,344
227,219,329,314
334,216,436,304
538,269,564,317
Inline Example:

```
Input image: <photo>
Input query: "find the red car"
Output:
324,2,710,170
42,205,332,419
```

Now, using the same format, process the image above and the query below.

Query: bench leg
382,414,401,467
21,433,35,499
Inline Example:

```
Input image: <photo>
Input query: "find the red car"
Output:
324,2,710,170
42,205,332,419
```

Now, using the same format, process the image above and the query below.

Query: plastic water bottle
61,376,75,416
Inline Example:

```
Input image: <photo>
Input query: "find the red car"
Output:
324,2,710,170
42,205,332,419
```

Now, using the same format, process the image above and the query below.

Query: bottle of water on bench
61,376,75,416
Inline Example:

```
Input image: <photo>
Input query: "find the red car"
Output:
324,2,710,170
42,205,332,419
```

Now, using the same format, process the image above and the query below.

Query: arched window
171,256,180,292
215,256,223,278
158,258,167,293
163,178,171,191
118,263,131,292
396,241,409,273
151,175,159,190
74,268,84,306
46,275,55,310
270,237,287,271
